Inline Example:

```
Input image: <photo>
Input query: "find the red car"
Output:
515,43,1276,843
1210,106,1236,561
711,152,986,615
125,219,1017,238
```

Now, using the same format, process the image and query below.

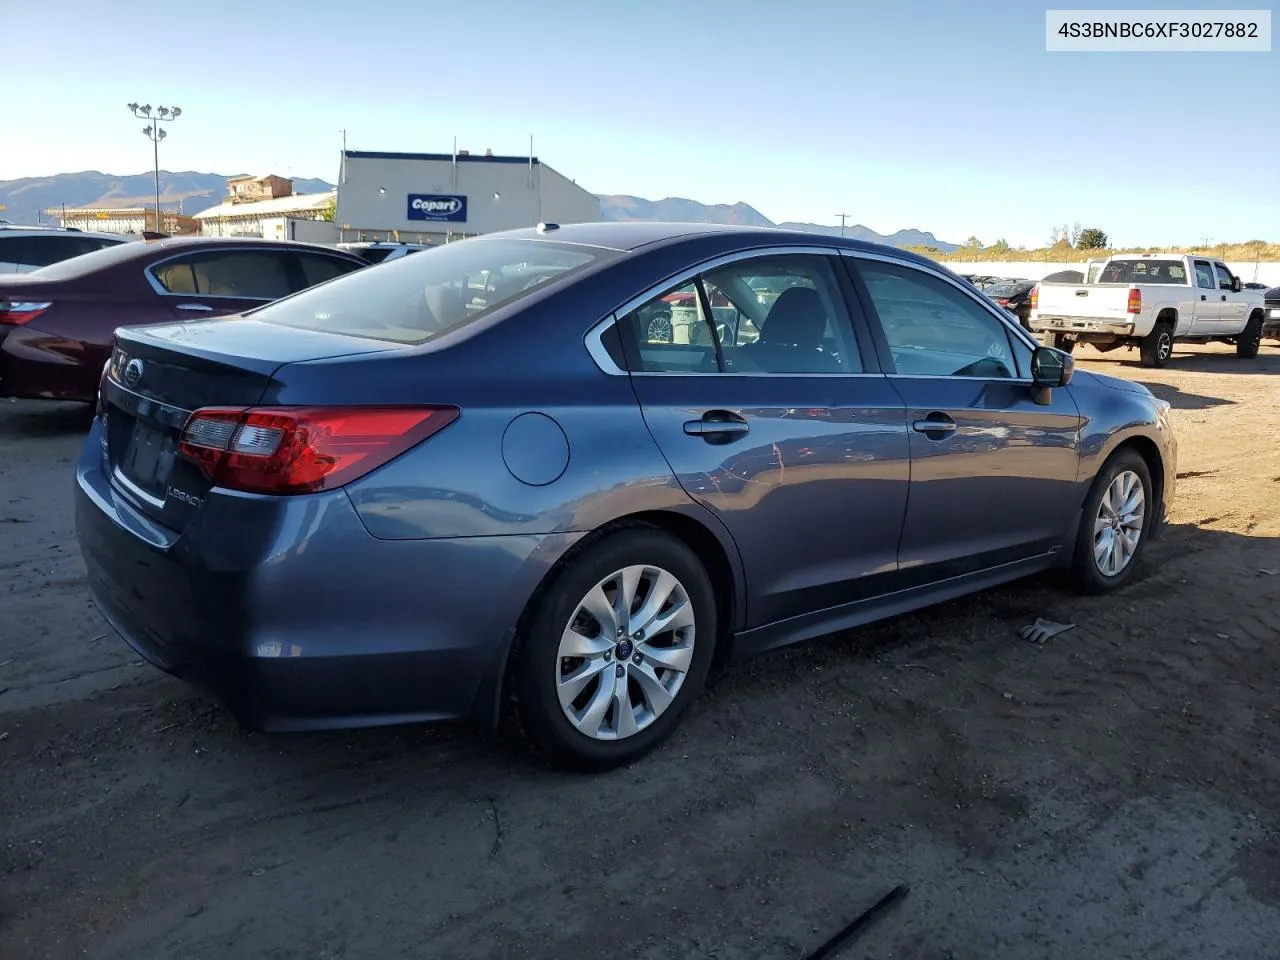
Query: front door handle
175,302,214,312
1201,295,1207,301
1221,295,1228,301
684,411,749,442
912,414,957,435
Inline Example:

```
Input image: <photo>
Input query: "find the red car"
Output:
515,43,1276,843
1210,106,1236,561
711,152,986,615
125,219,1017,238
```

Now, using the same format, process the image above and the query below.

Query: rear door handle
175,302,214,312
912,414,957,435
1201,295,1207,301
684,411,749,441
1221,295,1228,301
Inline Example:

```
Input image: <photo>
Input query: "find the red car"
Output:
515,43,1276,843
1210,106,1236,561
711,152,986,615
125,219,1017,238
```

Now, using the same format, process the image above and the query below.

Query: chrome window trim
839,249,1041,378
111,466,168,510
143,246,357,298
583,244,856,377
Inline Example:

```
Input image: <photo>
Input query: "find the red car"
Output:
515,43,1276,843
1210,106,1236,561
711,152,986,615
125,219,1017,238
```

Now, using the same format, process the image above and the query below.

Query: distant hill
0,170,334,223
598,195,774,227
597,194,956,250
1,173,955,250
775,221,957,251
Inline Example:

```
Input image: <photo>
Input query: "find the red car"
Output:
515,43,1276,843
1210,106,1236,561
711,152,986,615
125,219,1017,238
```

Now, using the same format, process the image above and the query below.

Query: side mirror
1032,346,1073,388
1231,276,1243,293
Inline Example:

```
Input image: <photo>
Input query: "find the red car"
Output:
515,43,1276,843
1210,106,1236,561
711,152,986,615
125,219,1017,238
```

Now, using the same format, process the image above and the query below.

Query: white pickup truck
1029,254,1266,367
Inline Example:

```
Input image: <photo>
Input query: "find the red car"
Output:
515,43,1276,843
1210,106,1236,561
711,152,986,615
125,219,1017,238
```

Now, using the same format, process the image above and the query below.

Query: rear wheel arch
485,509,743,731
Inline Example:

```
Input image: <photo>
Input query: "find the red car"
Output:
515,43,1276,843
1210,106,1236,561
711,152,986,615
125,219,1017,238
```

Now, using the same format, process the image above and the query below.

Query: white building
195,191,336,238
333,149,599,244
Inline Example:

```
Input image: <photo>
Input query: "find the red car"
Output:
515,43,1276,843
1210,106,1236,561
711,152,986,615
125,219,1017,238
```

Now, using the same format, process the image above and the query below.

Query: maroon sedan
0,237,367,403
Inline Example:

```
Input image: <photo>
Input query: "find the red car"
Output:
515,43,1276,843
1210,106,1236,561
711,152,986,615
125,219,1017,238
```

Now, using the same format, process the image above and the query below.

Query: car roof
0,227,129,242
482,221,946,269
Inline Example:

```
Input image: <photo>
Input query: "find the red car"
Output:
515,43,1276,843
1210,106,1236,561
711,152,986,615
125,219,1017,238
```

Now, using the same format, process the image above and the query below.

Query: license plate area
114,417,178,500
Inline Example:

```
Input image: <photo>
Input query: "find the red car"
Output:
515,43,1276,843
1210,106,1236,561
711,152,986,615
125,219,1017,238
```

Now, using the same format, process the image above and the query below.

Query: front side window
255,238,600,344
856,259,1022,379
1213,263,1235,290
295,253,362,288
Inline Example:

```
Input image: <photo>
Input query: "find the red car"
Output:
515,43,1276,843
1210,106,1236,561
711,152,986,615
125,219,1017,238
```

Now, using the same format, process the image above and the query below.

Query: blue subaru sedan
75,222,1177,770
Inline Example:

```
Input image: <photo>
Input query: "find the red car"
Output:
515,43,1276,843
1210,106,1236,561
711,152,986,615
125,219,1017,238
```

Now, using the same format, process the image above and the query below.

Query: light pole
128,102,181,234
835,213,854,238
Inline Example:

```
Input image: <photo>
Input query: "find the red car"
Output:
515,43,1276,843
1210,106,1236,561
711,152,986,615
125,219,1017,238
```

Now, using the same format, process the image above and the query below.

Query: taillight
996,298,1010,306
178,406,459,495
1127,288,1142,315
1029,286,1038,310
0,301,52,325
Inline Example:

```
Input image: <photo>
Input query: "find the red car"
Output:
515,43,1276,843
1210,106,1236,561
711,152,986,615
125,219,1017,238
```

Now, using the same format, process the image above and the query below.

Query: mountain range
0,171,957,250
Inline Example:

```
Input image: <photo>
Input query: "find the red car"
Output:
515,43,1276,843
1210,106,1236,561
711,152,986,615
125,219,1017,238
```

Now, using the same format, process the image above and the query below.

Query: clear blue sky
5,0,1277,246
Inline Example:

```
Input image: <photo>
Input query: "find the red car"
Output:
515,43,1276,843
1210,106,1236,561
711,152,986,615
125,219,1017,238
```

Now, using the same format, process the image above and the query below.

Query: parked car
75,222,1177,770
0,237,367,403
983,279,1036,328
1030,254,1266,366
336,241,432,265
1263,286,1280,343
0,226,129,274
1242,282,1270,291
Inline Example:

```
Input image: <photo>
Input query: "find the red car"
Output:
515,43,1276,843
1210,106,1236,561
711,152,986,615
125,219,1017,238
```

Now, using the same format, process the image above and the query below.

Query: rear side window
254,239,600,344
152,251,295,299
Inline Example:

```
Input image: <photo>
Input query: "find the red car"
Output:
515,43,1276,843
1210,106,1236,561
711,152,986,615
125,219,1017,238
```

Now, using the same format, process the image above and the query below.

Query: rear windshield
1097,260,1187,284
26,237,142,279
254,238,601,344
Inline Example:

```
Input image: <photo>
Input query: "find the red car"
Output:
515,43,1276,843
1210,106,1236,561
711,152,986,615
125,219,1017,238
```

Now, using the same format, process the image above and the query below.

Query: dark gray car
75,222,1178,770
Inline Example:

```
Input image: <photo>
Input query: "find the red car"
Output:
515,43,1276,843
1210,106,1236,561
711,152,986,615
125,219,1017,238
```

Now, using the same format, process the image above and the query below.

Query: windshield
254,238,602,344
1097,259,1187,284
985,281,1033,296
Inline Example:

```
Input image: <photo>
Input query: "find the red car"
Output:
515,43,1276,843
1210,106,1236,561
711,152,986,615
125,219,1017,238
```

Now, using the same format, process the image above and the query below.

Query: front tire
510,527,717,771
1139,321,1174,368
1237,313,1263,359
1071,449,1153,595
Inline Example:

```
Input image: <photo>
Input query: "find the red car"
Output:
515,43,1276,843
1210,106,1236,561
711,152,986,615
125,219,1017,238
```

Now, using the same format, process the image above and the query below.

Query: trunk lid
1034,282,1135,322
102,317,400,529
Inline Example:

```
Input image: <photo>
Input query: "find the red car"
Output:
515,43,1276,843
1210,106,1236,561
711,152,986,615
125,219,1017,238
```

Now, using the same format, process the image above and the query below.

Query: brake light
178,406,459,495
996,298,1010,306
1127,288,1142,315
1030,286,1038,310
0,301,52,325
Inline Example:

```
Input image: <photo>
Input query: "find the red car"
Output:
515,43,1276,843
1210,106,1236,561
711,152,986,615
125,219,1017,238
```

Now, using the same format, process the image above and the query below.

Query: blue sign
406,194,467,223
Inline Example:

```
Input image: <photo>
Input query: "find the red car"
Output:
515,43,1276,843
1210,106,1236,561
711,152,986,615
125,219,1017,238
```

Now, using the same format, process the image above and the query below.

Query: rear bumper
74,418,575,731
1030,316,1136,337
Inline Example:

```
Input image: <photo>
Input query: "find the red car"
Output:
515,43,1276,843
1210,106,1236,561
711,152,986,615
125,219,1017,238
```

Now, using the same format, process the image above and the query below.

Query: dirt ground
3,343,1280,960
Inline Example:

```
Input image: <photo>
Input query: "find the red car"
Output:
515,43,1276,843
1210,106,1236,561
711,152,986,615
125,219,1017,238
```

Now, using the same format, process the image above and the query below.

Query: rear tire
1139,321,1174,368
510,527,717,771
1050,334,1076,354
1237,313,1263,359
1071,449,1153,595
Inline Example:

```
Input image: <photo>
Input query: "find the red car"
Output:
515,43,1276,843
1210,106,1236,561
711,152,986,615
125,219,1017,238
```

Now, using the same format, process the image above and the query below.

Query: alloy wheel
555,565,696,741
647,314,674,343
1093,470,1146,577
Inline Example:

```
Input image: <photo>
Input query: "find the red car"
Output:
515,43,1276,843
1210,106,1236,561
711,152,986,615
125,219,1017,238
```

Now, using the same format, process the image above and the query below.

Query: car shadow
1078,345,1280,375
0,400,93,438
1136,381,1235,411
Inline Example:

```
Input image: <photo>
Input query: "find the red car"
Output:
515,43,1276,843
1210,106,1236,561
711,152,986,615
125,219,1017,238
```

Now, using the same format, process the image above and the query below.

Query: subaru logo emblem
123,358,145,388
